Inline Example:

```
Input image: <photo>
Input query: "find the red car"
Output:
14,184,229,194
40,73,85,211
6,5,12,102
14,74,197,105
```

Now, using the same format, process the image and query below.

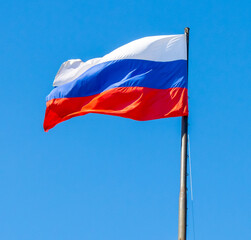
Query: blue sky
0,0,250,239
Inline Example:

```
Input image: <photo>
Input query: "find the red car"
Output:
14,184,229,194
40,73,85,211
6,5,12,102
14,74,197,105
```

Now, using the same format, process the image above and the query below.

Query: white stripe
53,34,186,87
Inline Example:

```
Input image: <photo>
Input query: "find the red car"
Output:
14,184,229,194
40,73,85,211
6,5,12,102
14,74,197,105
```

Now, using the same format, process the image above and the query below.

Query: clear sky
0,0,250,239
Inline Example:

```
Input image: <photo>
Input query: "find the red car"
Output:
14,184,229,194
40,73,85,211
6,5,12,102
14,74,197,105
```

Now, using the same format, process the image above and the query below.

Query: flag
44,35,188,131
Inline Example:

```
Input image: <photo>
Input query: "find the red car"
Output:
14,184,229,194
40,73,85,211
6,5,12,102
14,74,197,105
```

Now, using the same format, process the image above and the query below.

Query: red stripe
44,87,188,131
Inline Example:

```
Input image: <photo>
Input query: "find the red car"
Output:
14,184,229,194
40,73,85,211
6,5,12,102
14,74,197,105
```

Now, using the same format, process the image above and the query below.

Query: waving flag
44,35,188,131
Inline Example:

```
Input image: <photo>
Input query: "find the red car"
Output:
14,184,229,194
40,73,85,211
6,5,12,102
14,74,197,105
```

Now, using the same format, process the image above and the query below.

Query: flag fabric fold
44,34,188,131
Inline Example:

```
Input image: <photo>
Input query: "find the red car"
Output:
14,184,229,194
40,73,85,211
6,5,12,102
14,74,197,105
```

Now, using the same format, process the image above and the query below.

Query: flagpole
178,27,189,240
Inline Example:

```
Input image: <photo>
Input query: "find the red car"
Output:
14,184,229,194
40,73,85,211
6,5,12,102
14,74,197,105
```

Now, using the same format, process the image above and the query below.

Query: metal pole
178,27,189,240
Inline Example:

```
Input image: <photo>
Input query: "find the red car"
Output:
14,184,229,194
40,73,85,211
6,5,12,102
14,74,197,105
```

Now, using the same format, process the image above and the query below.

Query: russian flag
44,35,188,131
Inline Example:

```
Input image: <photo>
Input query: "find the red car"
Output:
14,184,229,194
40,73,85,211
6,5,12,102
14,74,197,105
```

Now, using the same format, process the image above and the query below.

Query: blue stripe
47,59,187,101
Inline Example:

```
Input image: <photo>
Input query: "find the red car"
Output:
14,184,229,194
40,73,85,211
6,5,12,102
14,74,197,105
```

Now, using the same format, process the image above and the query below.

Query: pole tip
185,27,190,34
